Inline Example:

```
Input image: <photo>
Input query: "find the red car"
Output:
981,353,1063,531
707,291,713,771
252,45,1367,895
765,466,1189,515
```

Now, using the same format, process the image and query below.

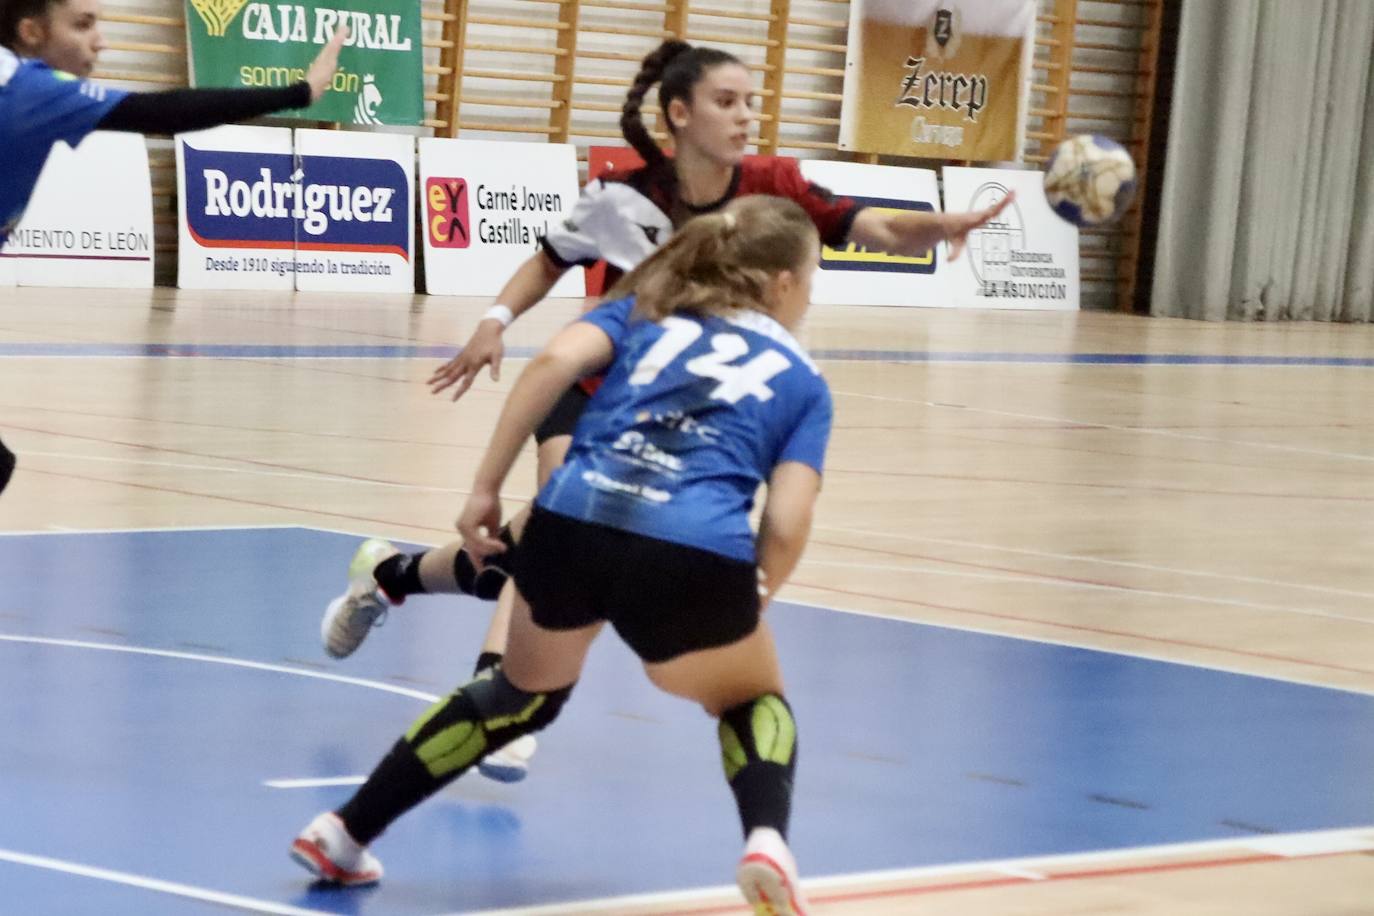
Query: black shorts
512,506,760,664
534,384,591,445
0,436,14,496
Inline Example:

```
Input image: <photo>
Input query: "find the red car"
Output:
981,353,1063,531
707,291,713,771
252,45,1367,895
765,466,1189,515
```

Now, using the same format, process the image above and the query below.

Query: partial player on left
0,0,348,497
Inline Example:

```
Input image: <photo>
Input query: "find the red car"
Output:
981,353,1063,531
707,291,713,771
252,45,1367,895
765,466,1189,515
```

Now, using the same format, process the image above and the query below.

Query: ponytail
607,196,818,323
620,39,691,172
620,39,744,175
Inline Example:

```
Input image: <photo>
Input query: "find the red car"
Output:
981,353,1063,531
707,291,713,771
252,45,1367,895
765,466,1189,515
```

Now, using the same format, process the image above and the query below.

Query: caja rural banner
420,138,584,298
840,0,1035,161
941,166,1079,311
797,159,951,307
0,133,154,288
184,0,423,126
177,125,414,293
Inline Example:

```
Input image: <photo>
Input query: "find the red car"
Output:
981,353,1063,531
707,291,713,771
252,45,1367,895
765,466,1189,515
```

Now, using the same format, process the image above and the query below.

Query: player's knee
467,666,573,735
453,525,517,600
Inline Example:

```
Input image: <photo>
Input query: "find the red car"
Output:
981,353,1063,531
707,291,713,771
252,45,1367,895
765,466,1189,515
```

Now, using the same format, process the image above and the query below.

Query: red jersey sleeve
738,157,865,248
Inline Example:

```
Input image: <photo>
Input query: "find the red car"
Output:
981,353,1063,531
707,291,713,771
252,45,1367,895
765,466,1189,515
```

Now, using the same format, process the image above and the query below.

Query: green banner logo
185,1,424,126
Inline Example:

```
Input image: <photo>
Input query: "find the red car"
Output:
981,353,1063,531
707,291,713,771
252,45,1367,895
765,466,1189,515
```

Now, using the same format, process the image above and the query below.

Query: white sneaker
321,538,400,659
737,828,809,916
289,812,383,886
477,733,537,783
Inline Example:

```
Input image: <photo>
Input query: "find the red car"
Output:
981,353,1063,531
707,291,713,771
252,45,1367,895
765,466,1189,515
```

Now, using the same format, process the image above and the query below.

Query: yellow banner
839,0,1034,161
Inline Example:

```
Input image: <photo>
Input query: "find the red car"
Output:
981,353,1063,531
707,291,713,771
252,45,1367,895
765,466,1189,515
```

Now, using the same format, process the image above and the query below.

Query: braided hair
619,39,743,176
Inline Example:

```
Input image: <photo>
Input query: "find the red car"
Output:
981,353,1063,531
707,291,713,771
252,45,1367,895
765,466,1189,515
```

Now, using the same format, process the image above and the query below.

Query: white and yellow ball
1043,134,1137,227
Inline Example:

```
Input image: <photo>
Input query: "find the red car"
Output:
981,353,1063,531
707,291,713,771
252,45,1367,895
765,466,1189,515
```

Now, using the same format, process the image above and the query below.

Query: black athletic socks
718,694,798,839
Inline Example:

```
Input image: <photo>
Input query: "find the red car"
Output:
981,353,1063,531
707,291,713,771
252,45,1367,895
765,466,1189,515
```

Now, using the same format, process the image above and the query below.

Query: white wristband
483,304,515,328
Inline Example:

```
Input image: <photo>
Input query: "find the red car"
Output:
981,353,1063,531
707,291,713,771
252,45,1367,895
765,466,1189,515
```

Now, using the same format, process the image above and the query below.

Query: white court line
452,825,1374,916
0,634,441,703
781,593,1374,697
829,387,1374,464
814,523,1374,602
802,557,1374,627
265,776,367,789
3,524,1369,695
0,848,332,916
289,525,1374,696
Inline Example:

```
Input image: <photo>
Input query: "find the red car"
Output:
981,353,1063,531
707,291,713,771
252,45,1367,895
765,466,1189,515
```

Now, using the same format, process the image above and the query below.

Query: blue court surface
1,527,1371,914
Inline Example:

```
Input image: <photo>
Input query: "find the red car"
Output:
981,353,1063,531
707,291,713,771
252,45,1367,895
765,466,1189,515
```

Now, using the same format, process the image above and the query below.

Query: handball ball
1043,134,1137,227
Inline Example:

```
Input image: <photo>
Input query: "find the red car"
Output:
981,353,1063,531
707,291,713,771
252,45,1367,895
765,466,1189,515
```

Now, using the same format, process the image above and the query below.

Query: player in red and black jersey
319,40,1011,782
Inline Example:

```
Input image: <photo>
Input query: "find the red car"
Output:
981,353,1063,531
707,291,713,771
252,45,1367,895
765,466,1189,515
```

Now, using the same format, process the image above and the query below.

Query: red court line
19,466,458,535
811,538,1141,591
660,849,1361,915
792,579,1374,678
0,401,483,452
822,467,1374,503
1,421,451,491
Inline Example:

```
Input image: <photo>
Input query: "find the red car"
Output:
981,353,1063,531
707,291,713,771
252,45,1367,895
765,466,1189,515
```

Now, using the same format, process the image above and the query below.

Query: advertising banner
942,166,1079,310
799,158,951,307
293,128,413,294
0,133,154,288
177,126,413,292
839,0,1035,161
177,125,296,290
185,0,423,126
420,138,583,298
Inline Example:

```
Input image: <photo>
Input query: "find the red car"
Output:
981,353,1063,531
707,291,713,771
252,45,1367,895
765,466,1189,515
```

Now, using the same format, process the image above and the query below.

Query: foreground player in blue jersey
293,195,828,914
0,0,345,495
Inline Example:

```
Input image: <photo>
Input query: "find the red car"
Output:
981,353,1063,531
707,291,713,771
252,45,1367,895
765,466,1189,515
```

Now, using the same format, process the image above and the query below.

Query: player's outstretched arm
428,249,569,401
848,190,1016,263
457,321,613,560
96,26,346,134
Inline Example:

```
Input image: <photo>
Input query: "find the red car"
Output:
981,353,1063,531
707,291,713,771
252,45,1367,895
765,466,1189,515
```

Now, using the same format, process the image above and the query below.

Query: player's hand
305,25,349,102
943,190,1016,262
457,488,506,567
429,319,505,401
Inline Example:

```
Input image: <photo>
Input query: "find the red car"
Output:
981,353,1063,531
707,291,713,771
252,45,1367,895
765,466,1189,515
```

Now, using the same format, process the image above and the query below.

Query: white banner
176,126,415,293
1,133,153,288
798,159,951,307
293,129,414,295
419,138,584,297
941,166,1079,311
177,125,296,291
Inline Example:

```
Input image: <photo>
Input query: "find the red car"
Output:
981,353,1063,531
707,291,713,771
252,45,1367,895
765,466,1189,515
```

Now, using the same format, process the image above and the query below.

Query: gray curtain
1152,0,1374,321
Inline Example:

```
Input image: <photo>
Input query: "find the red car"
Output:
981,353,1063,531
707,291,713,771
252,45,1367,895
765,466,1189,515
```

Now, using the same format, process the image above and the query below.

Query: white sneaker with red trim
736,827,809,916
289,812,383,886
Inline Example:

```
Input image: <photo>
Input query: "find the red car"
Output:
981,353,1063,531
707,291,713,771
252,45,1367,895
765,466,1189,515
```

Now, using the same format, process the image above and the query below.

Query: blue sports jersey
537,296,833,563
0,47,127,245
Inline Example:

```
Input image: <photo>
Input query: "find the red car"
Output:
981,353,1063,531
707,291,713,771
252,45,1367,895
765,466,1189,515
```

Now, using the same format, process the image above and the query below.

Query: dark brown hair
0,0,59,50
619,39,744,173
